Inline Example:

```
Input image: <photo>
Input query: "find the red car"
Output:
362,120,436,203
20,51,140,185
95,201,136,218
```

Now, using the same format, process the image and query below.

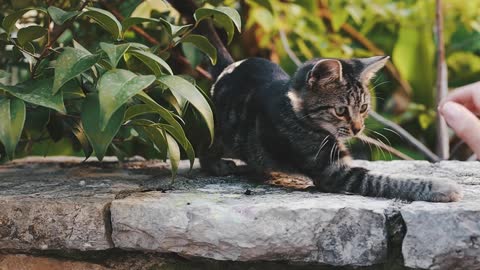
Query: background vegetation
1,0,479,167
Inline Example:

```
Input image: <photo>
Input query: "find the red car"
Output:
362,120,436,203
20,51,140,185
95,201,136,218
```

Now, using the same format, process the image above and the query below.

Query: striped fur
200,57,462,202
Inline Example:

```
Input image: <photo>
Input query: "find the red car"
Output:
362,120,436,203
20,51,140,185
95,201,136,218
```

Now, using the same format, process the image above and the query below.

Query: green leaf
159,123,195,170
165,132,180,177
331,9,349,31
121,17,157,33
132,120,168,160
157,75,214,143
64,118,92,159
53,47,100,94
2,8,46,33
135,91,187,139
124,104,157,120
194,7,241,44
100,42,130,68
82,94,125,161
0,79,66,113
47,6,80,25
251,0,274,13
0,98,26,159
0,70,10,79
83,7,122,39
98,69,155,130
62,80,85,99
181,34,217,65
181,42,203,68
158,18,192,37
17,25,47,46
127,49,173,76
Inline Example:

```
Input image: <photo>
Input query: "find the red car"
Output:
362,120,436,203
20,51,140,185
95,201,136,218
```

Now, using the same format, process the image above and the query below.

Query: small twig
435,0,449,159
357,134,413,160
100,1,212,80
369,111,440,162
31,0,90,78
278,29,301,66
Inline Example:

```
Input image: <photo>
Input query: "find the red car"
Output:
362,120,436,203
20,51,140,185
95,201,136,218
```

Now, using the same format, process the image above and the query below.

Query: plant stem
435,0,449,160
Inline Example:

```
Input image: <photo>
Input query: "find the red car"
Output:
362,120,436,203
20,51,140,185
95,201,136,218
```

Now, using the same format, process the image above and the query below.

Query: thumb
440,101,480,157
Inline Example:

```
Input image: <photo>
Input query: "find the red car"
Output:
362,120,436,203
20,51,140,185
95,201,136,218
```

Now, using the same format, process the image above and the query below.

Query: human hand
439,81,480,157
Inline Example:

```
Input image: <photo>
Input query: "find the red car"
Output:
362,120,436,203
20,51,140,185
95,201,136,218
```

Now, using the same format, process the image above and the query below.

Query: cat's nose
351,123,363,135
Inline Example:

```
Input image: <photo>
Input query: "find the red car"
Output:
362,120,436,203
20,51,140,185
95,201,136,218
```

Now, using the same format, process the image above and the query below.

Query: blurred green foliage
1,0,479,162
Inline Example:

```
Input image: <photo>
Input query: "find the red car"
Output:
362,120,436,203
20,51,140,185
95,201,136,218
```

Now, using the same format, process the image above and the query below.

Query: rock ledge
0,157,479,270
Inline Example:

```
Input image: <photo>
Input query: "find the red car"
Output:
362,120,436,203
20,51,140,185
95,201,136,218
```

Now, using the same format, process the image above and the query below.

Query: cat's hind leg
199,138,237,176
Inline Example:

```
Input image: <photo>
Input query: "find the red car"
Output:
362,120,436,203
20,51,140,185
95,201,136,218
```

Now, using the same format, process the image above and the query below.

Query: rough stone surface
1,157,479,270
112,191,390,266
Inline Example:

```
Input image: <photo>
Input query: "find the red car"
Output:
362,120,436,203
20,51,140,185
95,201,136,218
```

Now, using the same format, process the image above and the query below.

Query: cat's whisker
371,130,393,149
382,127,401,139
315,135,330,161
375,137,393,160
370,80,391,92
329,139,338,165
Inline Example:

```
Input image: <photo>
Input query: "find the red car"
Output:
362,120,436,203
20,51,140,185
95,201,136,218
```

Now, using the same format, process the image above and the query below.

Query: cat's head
289,56,389,139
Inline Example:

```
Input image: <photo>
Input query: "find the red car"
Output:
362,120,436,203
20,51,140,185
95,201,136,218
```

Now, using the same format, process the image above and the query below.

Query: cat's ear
359,56,389,82
307,59,343,87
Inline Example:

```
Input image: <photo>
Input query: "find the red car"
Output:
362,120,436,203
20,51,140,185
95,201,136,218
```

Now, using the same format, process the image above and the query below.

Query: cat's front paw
427,181,463,202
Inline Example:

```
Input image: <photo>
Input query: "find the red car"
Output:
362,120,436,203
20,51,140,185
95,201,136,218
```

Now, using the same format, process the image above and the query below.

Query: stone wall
0,157,479,270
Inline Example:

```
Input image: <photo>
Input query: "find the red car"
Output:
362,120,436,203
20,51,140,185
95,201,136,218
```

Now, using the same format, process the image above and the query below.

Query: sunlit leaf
48,6,79,25
165,132,180,177
2,8,47,33
135,91,187,139
0,98,26,159
158,18,191,37
66,119,92,159
83,7,122,39
81,94,125,161
0,79,66,113
194,7,242,44
124,104,157,120
250,0,274,13
17,25,47,46
121,17,157,33
127,49,173,76
181,34,217,65
52,47,100,94
97,69,155,130
100,42,130,68
157,75,214,143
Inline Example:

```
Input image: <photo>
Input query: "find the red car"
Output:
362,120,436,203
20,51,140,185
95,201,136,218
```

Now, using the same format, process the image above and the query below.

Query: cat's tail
315,166,463,202
167,1,234,80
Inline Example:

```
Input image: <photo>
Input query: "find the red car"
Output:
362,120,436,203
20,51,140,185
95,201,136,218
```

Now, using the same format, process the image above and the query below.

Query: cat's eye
360,104,368,113
335,106,348,117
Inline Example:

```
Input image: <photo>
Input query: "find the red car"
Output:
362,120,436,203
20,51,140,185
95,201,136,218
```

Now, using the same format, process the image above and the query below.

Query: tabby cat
200,55,462,202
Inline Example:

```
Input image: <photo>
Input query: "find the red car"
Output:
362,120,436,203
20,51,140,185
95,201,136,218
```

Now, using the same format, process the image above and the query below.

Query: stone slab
356,160,480,270
112,190,391,266
1,157,480,270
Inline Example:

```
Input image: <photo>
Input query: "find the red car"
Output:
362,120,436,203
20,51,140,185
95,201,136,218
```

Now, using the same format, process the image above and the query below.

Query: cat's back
212,57,290,101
